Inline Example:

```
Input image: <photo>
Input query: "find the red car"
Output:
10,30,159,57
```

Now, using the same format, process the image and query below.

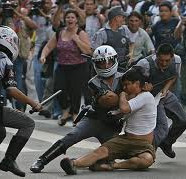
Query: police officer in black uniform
0,26,42,177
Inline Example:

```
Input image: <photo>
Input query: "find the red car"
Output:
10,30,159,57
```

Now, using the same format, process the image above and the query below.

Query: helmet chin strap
95,60,118,78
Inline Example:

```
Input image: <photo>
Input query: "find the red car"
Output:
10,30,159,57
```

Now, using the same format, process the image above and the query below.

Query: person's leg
52,98,62,119
52,62,62,119
64,65,82,122
13,57,26,111
53,65,71,125
91,152,154,171
74,146,109,167
68,63,89,120
38,76,54,118
91,137,155,171
33,55,45,102
160,92,186,158
0,126,6,144
30,117,106,173
0,107,35,177
25,59,39,102
112,152,154,170
60,146,109,175
153,102,169,148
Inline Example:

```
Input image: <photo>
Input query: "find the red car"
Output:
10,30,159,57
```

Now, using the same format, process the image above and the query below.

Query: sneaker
38,110,51,118
60,158,77,175
159,143,176,158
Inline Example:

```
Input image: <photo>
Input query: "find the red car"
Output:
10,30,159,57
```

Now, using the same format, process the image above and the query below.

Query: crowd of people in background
0,0,186,122
1,0,186,177
1,0,186,123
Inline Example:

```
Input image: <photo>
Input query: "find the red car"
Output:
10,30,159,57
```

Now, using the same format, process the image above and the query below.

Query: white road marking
0,143,40,152
1,118,186,153
6,127,100,150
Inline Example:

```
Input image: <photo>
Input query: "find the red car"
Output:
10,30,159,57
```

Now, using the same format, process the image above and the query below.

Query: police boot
0,135,29,177
30,140,66,173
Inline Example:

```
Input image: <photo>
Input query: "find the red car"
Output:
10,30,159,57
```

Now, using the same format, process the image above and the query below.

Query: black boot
0,135,29,177
0,156,25,177
159,142,175,158
30,140,66,173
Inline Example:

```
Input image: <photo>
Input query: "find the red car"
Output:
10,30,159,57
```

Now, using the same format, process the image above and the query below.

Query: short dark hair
121,66,146,87
85,0,96,4
156,43,174,57
159,1,172,11
64,9,79,22
128,11,143,21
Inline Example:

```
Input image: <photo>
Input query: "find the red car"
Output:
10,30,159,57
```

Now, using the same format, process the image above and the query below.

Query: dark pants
60,116,120,149
54,63,89,114
154,92,186,147
0,107,35,144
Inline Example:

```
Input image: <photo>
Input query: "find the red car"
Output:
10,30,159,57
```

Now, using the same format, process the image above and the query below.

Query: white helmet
92,45,118,78
0,26,19,60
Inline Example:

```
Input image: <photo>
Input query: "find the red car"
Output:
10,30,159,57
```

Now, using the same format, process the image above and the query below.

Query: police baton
29,90,62,114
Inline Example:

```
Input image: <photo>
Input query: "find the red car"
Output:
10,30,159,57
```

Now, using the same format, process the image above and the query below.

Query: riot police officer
0,26,42,177
30,45,124,173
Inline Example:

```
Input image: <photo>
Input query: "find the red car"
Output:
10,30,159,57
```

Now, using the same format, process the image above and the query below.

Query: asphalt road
0,110,186,179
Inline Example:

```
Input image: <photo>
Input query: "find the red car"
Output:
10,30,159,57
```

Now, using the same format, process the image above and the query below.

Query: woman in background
40,9,91,126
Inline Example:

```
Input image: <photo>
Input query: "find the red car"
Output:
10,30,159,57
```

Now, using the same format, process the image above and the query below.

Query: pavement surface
1,108,186,179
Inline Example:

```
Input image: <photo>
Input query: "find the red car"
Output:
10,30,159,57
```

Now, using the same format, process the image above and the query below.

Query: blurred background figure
39,9,91,126
0,0,37,111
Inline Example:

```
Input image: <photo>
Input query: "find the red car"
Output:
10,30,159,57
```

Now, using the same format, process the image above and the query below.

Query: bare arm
40,34,57,64
119,92,131,113
14,9,38,30
174,19,183,39
127,43,135,65
161,77,177,96
52,4,63,29
97,90,119,108
70,3,86,26
6,87,42,111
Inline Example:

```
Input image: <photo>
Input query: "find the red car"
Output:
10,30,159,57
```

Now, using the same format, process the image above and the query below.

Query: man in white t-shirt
123,11,155,66
59,66,157,175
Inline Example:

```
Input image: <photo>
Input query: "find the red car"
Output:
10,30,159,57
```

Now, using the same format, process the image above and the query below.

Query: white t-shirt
124,92,157,135
124,26,139,43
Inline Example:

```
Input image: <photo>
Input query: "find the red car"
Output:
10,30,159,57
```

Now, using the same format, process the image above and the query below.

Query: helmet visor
94,57,116,69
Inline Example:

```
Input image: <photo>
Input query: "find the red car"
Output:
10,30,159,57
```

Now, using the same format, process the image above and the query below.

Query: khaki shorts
102,134,156,161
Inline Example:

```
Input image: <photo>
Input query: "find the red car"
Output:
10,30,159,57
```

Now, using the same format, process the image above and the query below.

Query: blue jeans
33,55,45,102
13,57,27,111
154,91,186,147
